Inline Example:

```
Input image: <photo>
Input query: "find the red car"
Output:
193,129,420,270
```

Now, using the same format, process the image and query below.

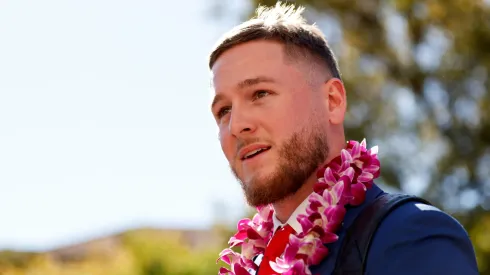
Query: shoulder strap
332,193,432,275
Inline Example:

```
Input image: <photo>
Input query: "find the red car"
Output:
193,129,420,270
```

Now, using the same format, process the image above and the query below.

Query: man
209,2,479,274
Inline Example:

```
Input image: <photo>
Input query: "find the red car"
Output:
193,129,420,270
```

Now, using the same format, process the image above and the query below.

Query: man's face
210,40,330,207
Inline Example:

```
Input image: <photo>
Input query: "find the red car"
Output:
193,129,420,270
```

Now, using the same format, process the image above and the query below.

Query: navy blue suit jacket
310,184,479,274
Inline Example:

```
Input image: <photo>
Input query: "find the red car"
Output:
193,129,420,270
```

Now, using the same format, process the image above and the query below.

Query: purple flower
350,183,367,206
293,234,329,265
217,139,381,275
270,259,311,275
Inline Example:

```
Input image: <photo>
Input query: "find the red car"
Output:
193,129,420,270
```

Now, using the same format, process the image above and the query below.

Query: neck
272,173,316,223
272,142,345,223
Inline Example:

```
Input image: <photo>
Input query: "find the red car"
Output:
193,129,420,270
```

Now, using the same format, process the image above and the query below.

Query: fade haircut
208,1,341,80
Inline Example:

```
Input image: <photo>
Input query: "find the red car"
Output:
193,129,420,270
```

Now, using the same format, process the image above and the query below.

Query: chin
244,170,272,185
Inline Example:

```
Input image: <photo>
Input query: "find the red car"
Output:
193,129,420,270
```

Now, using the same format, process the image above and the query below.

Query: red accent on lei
217,139,381,275
258,224,295,275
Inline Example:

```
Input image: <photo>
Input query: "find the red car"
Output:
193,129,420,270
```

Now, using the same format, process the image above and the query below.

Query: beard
230,123,329,207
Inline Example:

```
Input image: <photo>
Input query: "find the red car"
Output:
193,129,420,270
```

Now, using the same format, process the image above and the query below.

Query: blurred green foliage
0,228,228,275
244,0,490,273
1,0,489,274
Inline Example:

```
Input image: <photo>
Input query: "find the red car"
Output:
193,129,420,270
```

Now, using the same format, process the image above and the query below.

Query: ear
323,78,346,125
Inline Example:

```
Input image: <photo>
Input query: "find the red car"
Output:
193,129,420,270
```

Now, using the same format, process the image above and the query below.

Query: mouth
241,146,271,161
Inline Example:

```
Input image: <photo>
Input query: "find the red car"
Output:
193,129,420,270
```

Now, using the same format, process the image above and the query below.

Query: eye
253,90,270,100
216,106,231,119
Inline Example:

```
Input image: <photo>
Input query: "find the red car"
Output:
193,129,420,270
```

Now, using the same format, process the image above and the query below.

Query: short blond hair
208,1,341,80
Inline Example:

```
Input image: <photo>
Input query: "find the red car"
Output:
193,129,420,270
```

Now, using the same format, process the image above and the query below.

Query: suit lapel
343,184,385,230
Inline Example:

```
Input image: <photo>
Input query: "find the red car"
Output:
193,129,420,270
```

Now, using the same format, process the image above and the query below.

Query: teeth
244,148,264,159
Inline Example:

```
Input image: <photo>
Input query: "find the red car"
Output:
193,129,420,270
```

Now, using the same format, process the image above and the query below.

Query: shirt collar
272,196,310,234
271,184,385,235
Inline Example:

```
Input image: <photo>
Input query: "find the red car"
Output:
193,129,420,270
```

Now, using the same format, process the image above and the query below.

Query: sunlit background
1,0,489,274
0,0,252,250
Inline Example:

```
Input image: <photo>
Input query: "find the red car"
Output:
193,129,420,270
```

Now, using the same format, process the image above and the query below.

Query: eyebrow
211,76,276,109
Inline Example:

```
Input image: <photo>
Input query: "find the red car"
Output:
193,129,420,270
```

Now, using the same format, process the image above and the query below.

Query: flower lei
217,139,381,275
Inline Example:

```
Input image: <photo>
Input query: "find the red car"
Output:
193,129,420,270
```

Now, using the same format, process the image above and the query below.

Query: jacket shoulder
365,201,479,274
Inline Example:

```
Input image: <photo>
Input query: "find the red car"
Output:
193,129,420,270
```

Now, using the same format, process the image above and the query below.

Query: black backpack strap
332,193,432,275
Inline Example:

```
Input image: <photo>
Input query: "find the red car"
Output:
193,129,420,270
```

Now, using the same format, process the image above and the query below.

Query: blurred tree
214,0,490,273
1,1,489,274
0,228,226,275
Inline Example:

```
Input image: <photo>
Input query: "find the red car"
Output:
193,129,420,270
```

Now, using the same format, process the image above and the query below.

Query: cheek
272,102,310,133
278,111,319,147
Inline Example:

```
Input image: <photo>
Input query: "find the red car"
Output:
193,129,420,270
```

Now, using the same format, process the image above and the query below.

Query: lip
238,144,272,160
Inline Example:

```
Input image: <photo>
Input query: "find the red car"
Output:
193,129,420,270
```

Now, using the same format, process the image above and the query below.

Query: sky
0,0,251,251
0,0,472,253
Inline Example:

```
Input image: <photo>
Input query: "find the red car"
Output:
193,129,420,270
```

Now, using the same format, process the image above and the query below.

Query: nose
228,108,256,137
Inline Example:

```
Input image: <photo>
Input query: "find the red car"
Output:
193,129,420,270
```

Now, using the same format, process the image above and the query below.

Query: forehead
211,40,291,92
